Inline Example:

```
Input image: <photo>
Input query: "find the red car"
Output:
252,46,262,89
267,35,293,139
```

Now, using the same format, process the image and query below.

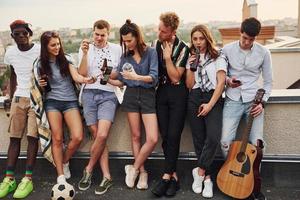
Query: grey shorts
122,87,156,114
82,89,118,125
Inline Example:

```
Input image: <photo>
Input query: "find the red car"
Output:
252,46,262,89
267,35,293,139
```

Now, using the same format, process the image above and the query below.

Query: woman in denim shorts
110,19,159,189
36,31,93,185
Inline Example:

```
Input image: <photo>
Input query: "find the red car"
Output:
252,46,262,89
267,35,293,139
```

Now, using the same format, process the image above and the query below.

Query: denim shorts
45,99,79,113
82,89,118,125
122,87,156,114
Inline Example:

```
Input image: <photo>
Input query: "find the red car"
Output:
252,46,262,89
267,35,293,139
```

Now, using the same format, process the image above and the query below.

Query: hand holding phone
232,79,241,84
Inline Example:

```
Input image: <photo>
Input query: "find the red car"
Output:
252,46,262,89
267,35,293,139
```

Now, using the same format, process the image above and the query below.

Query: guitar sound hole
236,152,246,163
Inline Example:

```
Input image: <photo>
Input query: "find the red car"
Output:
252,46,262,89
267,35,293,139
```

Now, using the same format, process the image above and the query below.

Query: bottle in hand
39,68,51,92
100,58,113,85
190,47,200,72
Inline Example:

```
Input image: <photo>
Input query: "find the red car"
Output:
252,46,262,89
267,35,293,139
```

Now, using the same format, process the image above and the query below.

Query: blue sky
0,0,298,31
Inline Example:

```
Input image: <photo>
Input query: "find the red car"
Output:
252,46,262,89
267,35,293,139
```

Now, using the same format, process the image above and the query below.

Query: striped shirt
153,36,189,84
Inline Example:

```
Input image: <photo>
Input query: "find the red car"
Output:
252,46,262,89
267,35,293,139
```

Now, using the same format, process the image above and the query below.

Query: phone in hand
232,79,242,84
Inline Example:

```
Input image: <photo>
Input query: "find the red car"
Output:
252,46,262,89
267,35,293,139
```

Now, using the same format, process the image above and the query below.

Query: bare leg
63,109,83,163
132,113,158,170
6,138,21,177
25,136,38,177
85,120,111,174
47,112,64,176
126,112,145,171
100,146,111,179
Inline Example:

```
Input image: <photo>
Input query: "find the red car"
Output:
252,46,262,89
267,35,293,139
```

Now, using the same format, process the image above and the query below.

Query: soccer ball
51,182,75,200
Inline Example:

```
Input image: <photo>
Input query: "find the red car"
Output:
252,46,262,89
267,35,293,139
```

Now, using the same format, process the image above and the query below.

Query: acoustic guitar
217,89,265,199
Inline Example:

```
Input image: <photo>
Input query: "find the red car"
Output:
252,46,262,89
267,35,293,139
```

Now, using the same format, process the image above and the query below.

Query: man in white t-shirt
77,19,122,195
0,20,40,199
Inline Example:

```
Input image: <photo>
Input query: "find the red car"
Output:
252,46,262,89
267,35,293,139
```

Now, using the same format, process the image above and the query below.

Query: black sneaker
151,178,170,197
95,177,113,195
165,177,179,197
78,169,92,191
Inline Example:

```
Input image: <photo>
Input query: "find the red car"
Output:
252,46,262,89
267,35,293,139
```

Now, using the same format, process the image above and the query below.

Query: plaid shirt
197,55,214,92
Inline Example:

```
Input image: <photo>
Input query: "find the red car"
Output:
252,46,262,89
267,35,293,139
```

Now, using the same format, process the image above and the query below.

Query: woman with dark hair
110,19,159,189
186,25,226,198
36,31,93,184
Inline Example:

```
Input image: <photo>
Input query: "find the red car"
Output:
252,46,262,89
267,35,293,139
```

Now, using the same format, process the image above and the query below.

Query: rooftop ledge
269,47,300,53
1,89,299,108
268,89,300,103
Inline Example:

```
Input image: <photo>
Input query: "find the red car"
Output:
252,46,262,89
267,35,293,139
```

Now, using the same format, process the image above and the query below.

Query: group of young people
0,11,272,200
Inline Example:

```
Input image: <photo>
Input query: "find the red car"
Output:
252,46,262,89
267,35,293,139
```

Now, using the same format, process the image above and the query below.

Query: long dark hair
40,31,70,78
119,19,147,57
190,25,219,59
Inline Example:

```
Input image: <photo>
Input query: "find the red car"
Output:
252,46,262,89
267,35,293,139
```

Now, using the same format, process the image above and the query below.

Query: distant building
219,26,275,45
242,0,257,20
219,0,275,45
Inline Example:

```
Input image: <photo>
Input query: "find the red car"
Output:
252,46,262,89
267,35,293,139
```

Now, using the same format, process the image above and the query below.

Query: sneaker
137,171,148,190
13,177,33,199
192,167,204,194
78,169,92,191
57,175,67,184
151,178,170,197
124,165,139,188
202,179,213,198
0,177,17,198
165,177,180,197
63,162,71,179
95,177,113,195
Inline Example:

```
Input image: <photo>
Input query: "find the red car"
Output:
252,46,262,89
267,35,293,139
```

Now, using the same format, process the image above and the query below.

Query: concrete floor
0,158,299,200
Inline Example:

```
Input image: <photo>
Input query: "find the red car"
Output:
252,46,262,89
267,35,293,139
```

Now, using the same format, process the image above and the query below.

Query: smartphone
232,79,242,84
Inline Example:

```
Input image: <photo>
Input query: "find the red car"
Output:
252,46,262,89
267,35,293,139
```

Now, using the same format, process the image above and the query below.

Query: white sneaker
63,162,71,179
202,179,213,198
192,167,204,194
124,165,139,188
57,174,67,184
137,171,148,190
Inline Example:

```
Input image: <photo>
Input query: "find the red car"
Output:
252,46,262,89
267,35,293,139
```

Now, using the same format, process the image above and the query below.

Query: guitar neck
240,115,254,153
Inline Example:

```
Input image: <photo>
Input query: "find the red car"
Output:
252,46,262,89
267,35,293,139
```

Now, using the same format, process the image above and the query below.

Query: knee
147,135,158,146
52,135,63,146
131,132,141,143
95,133,108,143
72,134,83,145
10,138,21,146
220,141,230,158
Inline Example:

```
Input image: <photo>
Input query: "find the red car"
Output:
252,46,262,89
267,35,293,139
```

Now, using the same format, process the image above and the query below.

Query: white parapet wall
0,89,300,161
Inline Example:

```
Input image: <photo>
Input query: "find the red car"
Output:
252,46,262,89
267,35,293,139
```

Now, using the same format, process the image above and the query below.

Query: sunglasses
43,31,59,37
12,30,29,37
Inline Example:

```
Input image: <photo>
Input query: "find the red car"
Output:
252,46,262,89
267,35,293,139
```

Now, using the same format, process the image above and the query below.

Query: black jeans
188,88,223,175
156,83,188,174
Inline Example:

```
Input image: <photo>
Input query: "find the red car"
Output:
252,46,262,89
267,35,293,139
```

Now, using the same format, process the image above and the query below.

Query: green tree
0,66,11,92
